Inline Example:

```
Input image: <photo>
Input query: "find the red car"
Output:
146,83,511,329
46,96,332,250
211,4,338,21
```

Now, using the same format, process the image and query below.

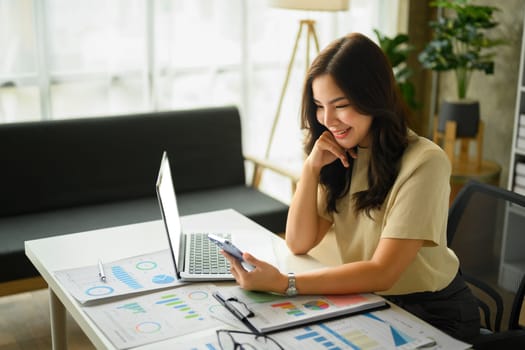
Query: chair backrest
448,180,525,332
510,273,525,330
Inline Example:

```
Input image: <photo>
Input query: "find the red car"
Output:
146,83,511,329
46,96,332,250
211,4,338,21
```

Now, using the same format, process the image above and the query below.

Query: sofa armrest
244,154,301,193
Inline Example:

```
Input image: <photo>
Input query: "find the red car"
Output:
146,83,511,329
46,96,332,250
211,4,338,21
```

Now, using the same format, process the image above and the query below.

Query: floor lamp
264,17,320,160
252,0,349,189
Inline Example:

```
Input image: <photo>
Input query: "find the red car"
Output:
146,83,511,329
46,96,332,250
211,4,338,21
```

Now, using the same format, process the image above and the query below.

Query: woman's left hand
220,251,287,294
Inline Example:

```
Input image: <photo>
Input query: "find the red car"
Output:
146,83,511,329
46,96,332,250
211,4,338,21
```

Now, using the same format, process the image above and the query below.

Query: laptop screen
156,151,182,277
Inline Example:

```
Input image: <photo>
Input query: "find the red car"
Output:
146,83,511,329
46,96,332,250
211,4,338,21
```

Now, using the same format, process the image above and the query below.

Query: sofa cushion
0,106,245,217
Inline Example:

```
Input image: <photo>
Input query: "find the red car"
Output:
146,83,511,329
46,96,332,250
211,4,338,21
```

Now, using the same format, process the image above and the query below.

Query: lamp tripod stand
252,19,320,188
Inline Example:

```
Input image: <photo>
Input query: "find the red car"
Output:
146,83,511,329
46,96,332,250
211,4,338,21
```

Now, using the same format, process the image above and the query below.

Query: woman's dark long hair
301,33,409,216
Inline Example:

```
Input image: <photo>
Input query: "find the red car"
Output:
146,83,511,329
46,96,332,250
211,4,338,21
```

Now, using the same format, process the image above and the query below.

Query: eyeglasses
216,329,284,350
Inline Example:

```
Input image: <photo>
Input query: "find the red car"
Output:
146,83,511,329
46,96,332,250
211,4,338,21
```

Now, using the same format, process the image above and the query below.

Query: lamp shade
268,0,349,11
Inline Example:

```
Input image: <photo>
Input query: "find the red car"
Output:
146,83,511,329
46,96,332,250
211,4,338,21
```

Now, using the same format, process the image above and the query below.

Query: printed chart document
271,307,471,350
83,283,223,349
213,286,388,334
167,306,472,350
55,250,183,304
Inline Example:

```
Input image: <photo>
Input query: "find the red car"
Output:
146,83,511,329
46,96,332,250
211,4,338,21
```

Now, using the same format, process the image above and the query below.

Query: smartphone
207,233,255,271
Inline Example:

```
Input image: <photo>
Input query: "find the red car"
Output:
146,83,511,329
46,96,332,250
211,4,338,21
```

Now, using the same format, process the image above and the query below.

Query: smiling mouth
333,127,350,139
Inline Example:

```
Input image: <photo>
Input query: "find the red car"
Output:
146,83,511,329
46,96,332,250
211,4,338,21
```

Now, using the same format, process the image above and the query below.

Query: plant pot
438,99,480,138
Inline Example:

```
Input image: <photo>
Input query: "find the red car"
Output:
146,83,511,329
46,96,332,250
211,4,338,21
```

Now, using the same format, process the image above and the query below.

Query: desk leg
49,288,67,350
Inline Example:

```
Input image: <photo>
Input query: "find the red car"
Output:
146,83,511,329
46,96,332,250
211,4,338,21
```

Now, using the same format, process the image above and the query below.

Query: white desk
25,209,325,349
25,209,469,349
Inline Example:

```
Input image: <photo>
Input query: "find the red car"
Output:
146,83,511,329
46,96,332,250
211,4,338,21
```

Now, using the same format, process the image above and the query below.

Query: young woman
222,32,480,341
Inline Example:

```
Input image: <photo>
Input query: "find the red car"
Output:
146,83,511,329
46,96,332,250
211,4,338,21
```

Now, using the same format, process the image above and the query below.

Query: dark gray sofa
0,105,289,283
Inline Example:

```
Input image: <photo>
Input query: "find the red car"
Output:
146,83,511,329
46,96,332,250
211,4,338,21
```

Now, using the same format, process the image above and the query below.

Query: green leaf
374,28,419,110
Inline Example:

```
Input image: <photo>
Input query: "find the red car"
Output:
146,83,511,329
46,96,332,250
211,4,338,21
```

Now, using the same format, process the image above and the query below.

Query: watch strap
285,272,298,296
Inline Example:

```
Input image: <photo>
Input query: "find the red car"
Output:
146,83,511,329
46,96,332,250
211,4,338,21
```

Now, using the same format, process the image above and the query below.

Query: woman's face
312,74,373,149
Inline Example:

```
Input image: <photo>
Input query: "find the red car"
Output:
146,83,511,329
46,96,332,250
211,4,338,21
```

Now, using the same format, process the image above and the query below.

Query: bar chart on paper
83,283,222,349
155,292,208,320
274,309,437,350
271,301,307,317
112,265,144,289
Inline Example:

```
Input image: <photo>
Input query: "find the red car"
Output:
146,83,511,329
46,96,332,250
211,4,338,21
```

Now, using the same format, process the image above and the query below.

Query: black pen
98,259,107,283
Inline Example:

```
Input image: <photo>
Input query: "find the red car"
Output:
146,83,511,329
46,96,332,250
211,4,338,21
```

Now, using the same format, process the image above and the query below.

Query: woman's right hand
286,131,341,254
306,131,353,171
221,251,288,294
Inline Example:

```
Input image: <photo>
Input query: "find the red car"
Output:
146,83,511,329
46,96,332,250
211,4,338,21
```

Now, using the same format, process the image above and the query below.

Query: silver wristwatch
285,272,298,296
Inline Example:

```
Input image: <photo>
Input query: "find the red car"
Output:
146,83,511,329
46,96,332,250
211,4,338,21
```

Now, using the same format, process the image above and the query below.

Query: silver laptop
156,151,234,281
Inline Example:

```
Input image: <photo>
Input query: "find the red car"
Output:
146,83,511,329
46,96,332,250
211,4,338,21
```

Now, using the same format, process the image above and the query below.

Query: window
0,0,401,202
0,0,40,122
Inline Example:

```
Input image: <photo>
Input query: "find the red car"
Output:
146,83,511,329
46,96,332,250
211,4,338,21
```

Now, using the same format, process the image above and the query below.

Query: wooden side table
432,117,500,204
450,157,501,204
433,118,484,169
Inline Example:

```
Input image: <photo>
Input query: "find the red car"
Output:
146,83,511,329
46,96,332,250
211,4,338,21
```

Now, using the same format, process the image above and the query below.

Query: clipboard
212,288,389,334
213,291,260,334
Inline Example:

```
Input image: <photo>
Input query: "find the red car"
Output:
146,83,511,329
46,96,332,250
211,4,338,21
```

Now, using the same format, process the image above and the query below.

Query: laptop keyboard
188,233,231,274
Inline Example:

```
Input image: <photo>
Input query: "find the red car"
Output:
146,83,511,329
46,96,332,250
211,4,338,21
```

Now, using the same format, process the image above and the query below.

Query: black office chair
473,274,525,349
447,180,525,347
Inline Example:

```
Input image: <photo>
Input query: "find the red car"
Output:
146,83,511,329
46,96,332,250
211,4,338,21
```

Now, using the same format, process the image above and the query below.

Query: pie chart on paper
303,300,330,310
152,274,175,284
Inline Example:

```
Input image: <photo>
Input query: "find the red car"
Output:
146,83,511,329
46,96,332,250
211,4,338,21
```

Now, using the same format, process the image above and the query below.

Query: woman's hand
220,251,288,294
307,131,356,171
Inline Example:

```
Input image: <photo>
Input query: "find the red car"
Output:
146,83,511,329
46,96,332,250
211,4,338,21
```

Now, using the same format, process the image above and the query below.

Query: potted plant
418,0,505,137
374,29,419,111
